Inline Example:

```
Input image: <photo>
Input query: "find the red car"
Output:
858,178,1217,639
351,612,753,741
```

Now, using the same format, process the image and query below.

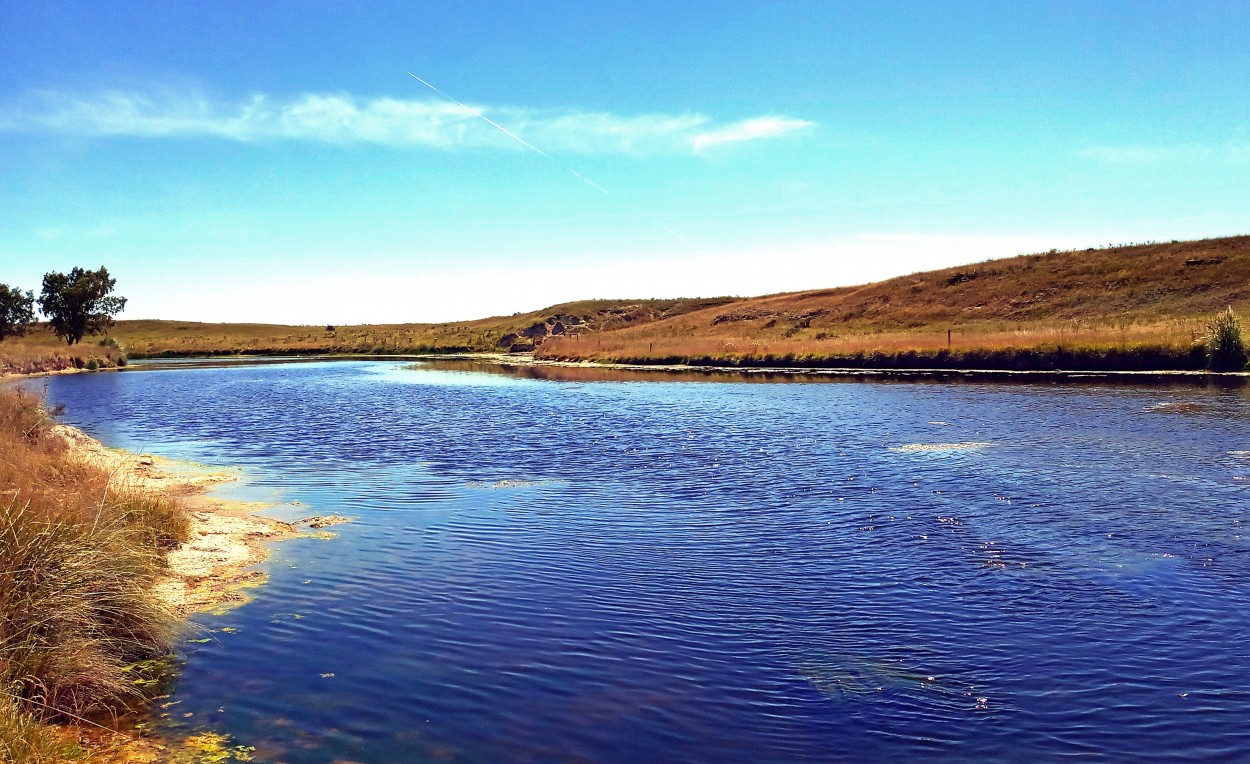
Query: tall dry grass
0,334,123,376
0,694,75,762
1204,307,1248,372
537,320,1210,370
0,389,186,760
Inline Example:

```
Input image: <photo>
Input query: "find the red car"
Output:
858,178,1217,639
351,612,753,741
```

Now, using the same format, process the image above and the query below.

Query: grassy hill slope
105,297,737,358
536,236,1250,370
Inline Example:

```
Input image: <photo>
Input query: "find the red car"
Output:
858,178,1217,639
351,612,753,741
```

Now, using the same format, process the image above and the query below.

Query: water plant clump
1205,307,1248,372
0,389,187,757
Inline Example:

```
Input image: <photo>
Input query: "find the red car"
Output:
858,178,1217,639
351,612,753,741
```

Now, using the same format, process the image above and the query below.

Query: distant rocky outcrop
497,314,590,351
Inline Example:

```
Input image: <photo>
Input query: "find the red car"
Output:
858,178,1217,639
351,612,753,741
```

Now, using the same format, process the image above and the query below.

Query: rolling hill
536,235,1250,370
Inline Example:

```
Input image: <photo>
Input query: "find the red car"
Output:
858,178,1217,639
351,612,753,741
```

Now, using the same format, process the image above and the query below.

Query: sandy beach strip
51,425,351,617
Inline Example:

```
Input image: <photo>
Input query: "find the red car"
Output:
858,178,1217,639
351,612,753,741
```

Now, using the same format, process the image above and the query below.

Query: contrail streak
407,72,553,160
406,71,700,252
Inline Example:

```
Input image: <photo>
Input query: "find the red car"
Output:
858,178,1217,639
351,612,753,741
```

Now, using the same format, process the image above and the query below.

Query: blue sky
1,1,1247,324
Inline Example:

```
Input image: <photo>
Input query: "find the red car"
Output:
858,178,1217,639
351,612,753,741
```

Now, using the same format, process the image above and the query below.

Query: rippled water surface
43,361,1250,762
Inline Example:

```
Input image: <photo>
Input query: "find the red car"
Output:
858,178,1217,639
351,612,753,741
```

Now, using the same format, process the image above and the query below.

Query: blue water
42,361,1250,762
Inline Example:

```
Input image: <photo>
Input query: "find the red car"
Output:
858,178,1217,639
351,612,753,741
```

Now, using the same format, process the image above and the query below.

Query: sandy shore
54,425,351,616
52,424,306,617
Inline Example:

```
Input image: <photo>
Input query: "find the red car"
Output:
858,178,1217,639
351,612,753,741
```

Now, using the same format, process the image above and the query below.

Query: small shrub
1205,307,1248,372
85,359,99,371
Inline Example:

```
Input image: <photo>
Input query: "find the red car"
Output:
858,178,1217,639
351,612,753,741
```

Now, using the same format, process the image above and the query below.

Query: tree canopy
38,267,127,345
0,284,35,342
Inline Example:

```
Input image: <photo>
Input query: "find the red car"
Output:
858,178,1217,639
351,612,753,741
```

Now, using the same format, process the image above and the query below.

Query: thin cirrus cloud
0,89,814,154
692,117,816,152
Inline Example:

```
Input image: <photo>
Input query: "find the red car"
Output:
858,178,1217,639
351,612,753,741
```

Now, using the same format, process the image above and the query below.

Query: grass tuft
0,389,186,757
1205,307,1248,372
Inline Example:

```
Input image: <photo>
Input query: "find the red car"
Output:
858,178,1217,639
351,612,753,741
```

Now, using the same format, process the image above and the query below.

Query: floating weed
187,637,213,644
799,656,956,700
891,442,990,453
206,573,269,616
1144,401,1211,415
466,478,568,490
171,731,256,763
798,654,987,714
296,530,338,540
299,515,353,529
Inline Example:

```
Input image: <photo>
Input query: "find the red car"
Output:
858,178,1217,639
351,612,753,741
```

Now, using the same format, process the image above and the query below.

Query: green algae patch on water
169,731,256,763
298,514,354,529
202,570,270,617
798,655,994,714
799,656,959,699
890,442,990,453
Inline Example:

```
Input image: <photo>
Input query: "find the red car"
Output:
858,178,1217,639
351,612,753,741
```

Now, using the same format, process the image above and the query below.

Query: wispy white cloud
692,116,814,151
0,88,813,155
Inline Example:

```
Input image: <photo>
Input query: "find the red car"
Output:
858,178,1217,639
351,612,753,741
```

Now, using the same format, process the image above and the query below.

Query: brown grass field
101,297,736,359
536,235,1250,370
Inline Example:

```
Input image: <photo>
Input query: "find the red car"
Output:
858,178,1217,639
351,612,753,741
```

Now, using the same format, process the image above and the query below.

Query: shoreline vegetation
0,387,345,762
0,343,125,377
3,234,1243,376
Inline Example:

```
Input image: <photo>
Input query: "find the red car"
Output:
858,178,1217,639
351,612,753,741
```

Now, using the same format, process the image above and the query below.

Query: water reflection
124,353,1250,389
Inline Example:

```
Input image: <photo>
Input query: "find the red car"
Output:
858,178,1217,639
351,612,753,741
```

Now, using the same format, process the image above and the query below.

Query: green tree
1205,306,1248,372
0,284,35,341
38,266,127,345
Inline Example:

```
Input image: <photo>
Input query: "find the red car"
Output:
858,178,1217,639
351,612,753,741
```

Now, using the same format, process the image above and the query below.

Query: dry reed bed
536,321,1211,371
0,389,186,761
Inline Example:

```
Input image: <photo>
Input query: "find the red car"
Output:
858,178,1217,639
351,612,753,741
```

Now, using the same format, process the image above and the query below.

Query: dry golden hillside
537,235,1250,370
99,297,736,358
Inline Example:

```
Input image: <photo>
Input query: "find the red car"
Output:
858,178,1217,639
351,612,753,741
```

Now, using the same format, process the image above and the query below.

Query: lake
42,360,1250,762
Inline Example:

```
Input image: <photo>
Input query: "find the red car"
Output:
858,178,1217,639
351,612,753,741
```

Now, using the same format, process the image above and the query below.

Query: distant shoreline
116,352,1250,385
